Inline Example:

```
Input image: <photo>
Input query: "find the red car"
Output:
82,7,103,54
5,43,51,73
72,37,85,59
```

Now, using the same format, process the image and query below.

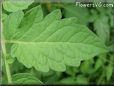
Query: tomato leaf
105,64,113,81
12,73,43,84
94,15,110,43
4,6,107,72
3,11,24,40
63,4,90,25
3,0,34,12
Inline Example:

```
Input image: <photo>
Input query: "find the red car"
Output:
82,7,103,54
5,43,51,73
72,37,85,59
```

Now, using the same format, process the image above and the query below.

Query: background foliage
1,0,114,85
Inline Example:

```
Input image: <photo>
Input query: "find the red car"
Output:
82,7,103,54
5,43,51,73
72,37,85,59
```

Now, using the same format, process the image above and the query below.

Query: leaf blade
3,0,34,12
12,73,43,84
3,11,24,40
10,6,107,72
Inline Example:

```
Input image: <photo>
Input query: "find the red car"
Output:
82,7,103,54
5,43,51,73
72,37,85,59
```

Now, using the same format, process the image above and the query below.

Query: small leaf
66,67,78,76
6,55,15,64
19,5,43,29
94,15,110,43
3,0,34,12
3,11,24,40
60,77,76,84
63,4,90,25
12,73,43,84
80,60,94,74
95,58,103,71
75,75,88,84
105,64,113,81
60,75,88,84
12,5,44,39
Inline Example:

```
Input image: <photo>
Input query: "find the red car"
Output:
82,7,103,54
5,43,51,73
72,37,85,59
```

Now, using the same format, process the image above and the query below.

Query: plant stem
1,23,12,83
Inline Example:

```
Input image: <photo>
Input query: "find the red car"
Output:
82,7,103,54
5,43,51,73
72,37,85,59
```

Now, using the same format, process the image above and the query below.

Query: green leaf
19,5,43,29
94,15,110,43
60,77,76,84
80,60,94,74
94,58,103,71
3,0,34,12
12,73,42,84
66,67,78,76
63,4,90,25
6,54,15,64
75,75,88,84
105,64,113,81
60,75,88,84
12,5,44,39
3,11,24,40
44,72,61,84
9,6,107,72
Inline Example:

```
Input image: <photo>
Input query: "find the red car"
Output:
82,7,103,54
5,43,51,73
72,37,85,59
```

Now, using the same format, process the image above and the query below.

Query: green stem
1,23,12,83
